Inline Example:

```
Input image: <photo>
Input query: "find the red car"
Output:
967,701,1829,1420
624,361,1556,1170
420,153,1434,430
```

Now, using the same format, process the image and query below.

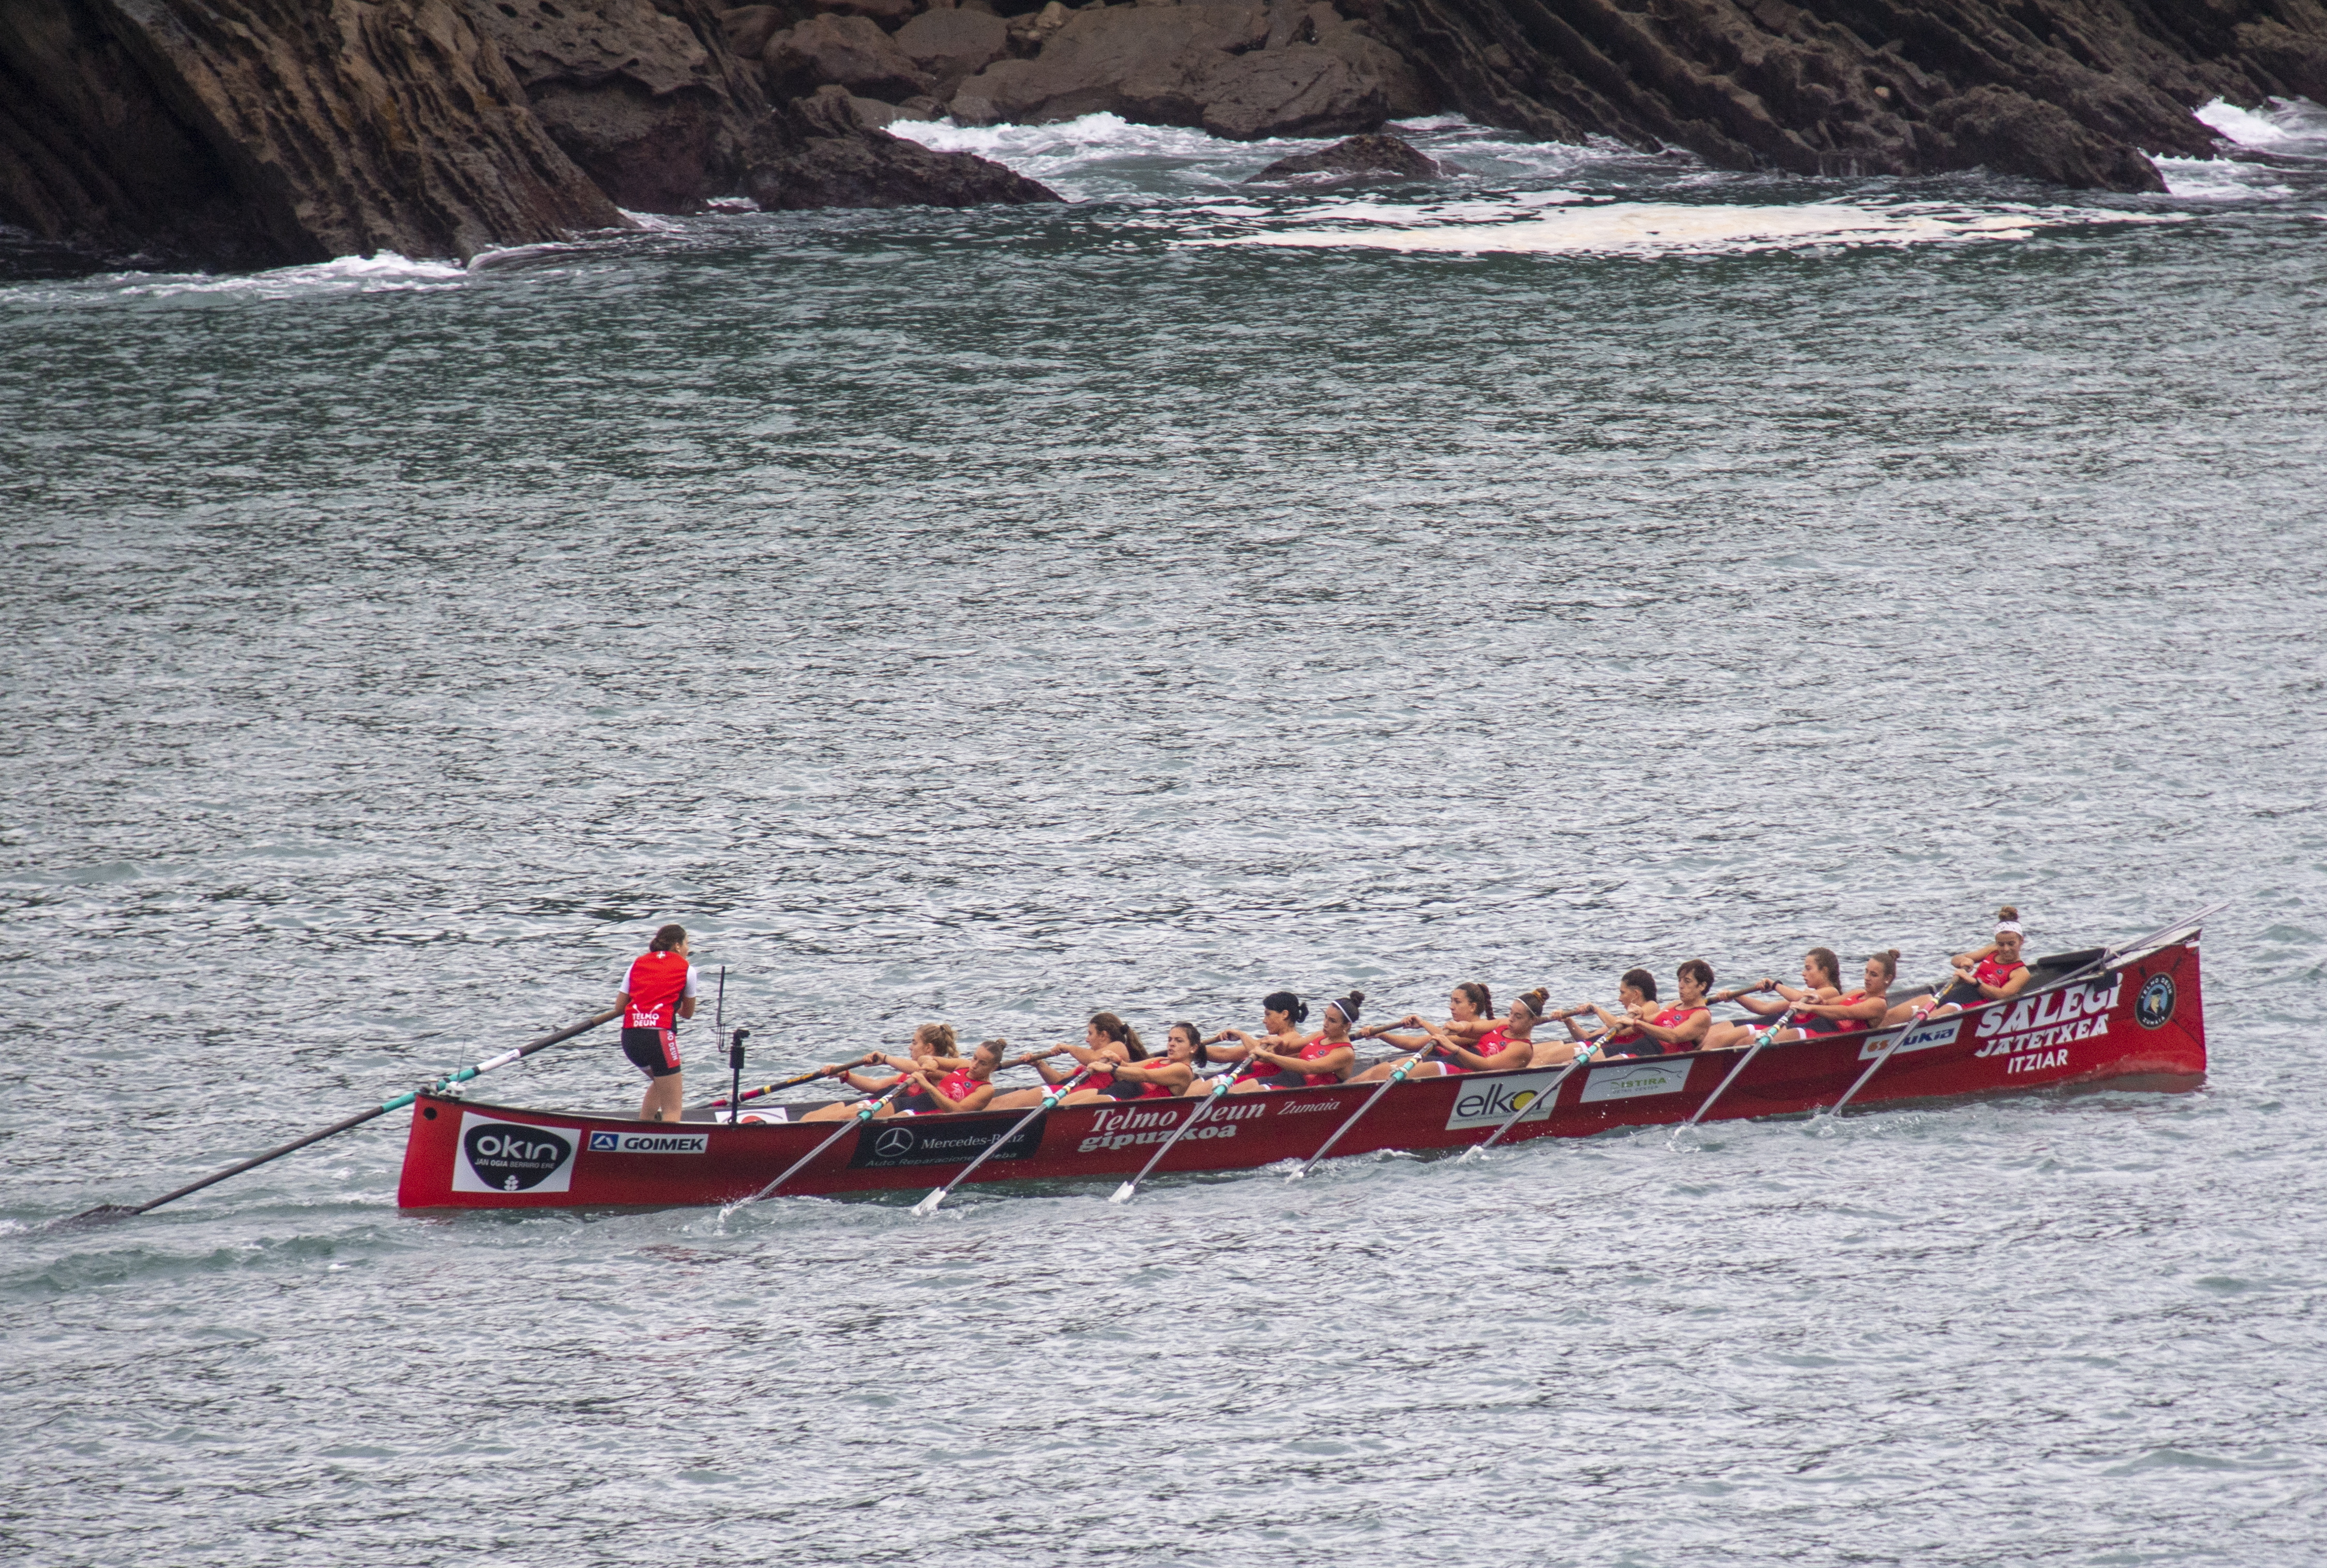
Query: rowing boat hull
396,938,2206,1209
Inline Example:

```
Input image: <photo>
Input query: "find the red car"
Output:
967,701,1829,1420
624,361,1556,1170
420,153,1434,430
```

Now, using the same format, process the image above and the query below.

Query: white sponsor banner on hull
453,1112,579,1194
1580,1059,1692,1103
586,1129,708,1154
1445,1072,1564,1130
1855,1016,1963,1062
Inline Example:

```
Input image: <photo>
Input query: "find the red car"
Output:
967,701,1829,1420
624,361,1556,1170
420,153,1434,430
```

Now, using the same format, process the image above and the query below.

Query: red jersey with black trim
624,951,692,1031
1444,1027,1514,1075
1974,955,2026,991
1294,1038,1346,1085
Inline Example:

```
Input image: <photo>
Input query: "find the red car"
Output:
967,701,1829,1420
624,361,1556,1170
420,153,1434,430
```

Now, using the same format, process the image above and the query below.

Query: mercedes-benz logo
873,1126,916,1158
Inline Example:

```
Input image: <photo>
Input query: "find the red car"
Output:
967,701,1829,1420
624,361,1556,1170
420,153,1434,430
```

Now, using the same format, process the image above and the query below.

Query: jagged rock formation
467,0,770,212
0,0,626,268
950,0,1428,138
747,81,1060,203
1248,129,1453,178
1368,0,2327,189
5,0,2325,269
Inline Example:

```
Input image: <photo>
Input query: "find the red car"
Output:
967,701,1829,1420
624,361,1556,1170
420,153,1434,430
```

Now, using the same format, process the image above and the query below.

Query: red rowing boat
396,919,2209,1210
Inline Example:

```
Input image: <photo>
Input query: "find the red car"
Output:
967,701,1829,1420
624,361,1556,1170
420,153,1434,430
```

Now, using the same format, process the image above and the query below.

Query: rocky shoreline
2,0,2323,269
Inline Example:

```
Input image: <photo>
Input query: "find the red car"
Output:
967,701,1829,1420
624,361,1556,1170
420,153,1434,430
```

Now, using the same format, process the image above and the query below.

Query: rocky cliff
3,0,2324,270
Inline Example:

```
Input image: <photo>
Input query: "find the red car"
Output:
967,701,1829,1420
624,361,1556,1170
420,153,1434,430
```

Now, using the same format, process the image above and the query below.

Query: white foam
2152,157,2294,202
2194,95,2327,150
35,251,471,305
1203,200,2169,258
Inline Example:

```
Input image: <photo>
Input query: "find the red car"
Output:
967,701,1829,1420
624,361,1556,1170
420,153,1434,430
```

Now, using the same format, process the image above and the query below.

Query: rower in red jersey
615,923,698,1122
891,1037,1007,1117
1099,1023,1202,1100
1583,961,1718,1056
1774,950,1896,1042
1229,991,1363,1091
1702,951,1845,1051
991,1012,1145,1111
1357,982,1501,1057
798,1023,967,1122
1568,968,1697,1059
1888,908,2033,1021
1352,989,1540,1080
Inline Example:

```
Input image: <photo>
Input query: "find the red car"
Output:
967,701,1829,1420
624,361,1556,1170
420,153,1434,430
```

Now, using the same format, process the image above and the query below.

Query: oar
1462,1042,1598,1159
1678,989,1803,1132
702,1065,834,1111
910,1063,1097,1216
56,1007,619,1228
1822,991,1944,1118
1109,1068,1242,1204
1287,1039,1437,1180
733,1074,917,1206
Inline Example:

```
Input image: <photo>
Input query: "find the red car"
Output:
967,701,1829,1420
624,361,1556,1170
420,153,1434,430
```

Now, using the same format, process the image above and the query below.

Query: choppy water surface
5,109,2327,1566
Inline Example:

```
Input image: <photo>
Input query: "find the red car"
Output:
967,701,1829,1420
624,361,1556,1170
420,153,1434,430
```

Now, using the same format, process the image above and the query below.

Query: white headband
1995,921,2024,937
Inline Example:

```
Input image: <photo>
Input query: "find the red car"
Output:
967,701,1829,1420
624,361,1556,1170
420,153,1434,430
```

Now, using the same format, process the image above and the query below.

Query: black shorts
1938,980,1983,1008
622,1027,682,1079
1603,1039,1665,1058
1102,1077,1152,1100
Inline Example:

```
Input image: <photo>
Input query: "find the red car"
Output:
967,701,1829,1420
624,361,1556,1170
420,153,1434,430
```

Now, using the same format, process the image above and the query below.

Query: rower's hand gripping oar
1110,1064,1244,1204
56,1006,621,1229
910,1063,1099,1217
1462,1041,1599,1160
1823,990,1947,1119
732,1073,919,1207
1677,986,1805,1134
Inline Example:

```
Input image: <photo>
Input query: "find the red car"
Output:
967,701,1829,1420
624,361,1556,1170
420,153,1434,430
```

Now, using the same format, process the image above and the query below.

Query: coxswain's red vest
624,951,691,1031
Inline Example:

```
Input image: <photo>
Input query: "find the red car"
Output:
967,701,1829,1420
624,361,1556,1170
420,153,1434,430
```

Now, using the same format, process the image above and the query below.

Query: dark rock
467,0,770,214
765,14,934,102
1363,0,2327,191
744,83,1065,205
719,5,791,61
0,0,624,268
810,0,919,22
893,6,1011,97
1247,130,1448,180
953,0,1423,137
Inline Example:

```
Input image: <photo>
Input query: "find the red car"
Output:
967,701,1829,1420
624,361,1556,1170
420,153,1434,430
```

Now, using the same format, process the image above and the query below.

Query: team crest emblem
2135,973,2177,1029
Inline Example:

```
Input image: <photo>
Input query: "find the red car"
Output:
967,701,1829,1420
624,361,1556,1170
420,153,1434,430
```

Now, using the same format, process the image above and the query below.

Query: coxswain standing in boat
616,924,698,1122
1229,991,1363,1091
990,1012,1145,1111
1886,908,2031,1021
1352,987,1538,1080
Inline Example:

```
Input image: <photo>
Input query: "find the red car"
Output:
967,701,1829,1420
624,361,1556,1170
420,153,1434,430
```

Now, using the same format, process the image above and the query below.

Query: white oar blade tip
1107,1184,1137,1204
910,1192,945,1216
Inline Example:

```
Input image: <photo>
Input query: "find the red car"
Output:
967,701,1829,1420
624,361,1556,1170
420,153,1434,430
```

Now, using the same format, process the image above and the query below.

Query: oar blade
911,1188,947,1217
50,1203,142,1231
1107,1181,1138,1204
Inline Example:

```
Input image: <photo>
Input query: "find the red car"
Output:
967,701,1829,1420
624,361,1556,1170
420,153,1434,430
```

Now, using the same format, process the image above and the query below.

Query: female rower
1357,983,1500,1054
1887,908,2031,1020
1352,989,1539,1080
1770,951,1897,1043
616,923,698,1122
1702,949,1846,1051
1229,991,1364,1091
989,1012,1146,1111
1199,991,1310,1079
1577,963,1715,1057
798,1023,963,1122
1101,1023,1203,1100
891,1036,1008,1116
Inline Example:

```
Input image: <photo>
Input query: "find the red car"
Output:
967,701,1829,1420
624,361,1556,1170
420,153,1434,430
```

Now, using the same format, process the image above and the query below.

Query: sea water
4,108,2326,1565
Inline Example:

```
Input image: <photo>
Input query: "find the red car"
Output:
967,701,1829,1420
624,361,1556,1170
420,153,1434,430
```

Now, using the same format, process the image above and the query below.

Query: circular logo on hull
2136,973,2177,1029
462,1125,574,1190
874,1126,917,1159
